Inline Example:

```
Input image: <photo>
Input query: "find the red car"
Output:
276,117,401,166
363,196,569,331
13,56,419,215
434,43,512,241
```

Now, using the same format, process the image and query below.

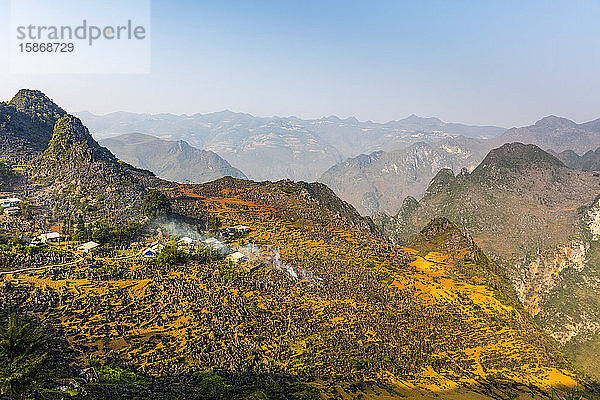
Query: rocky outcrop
513,240,588,317
0,90,66,162
34,115,164,221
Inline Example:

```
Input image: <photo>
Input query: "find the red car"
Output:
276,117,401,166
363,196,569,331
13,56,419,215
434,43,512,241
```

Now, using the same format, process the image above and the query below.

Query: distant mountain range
78,110,600,217
322,115,600,215
99,133,246,184
77,111,505,182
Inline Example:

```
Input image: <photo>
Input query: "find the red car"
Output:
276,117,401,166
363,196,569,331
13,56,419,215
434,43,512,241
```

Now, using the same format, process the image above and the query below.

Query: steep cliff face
512,240,588,317
586,197,600,238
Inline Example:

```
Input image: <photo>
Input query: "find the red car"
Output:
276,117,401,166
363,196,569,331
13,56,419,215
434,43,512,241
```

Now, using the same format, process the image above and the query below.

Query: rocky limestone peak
176,139,191,152
410,217,465,246
409,217,486,265
399,196,419,217
472,142,564,177
408,217,490,271
409,217,518,302
425,168,455,197
9,89,66,131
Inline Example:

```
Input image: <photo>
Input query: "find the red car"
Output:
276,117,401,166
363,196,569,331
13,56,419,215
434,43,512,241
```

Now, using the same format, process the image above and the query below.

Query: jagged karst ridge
319,137,492,216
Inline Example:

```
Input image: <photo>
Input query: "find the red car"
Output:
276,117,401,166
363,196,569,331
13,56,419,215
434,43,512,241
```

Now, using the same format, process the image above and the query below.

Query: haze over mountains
494,115,600,155
1,90,592,398
319,136,491,215
79,110,600,217
77,110,505,182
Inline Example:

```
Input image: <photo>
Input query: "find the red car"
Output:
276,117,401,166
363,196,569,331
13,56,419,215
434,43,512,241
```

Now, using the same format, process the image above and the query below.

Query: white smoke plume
153,216,203,240
273,251,298,280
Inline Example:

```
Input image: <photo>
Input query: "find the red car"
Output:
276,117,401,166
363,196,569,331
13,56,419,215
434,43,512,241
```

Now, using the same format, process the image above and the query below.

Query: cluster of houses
12,222,254,262
19,231,100,254
19,232,67,247
0,197,21,217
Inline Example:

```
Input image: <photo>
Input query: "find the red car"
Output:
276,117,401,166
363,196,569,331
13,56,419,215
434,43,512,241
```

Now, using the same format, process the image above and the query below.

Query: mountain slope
495,116,600,154
3,175,584,397
78,111,504,181
377,143,600,378
319,136,492,215
34,115,163,220
408,217,520,305
99,133,247,183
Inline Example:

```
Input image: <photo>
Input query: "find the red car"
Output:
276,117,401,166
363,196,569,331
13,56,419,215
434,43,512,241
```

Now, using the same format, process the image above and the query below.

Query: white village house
3,207,20,216
203,237,225,250
0,198,21,208
226,251,247,263
177,237,196,246
77,241,100,253
37,232,66,244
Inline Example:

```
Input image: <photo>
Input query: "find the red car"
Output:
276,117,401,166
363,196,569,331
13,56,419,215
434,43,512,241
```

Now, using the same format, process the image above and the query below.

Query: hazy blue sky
1,0,599,127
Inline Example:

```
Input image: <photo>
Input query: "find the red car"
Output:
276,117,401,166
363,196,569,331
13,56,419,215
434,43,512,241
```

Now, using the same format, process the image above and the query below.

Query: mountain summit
533,115,578,129
0,89,66,161
9,89,66,133
43,115,117,165
471,142,564,178
408,217,519,303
